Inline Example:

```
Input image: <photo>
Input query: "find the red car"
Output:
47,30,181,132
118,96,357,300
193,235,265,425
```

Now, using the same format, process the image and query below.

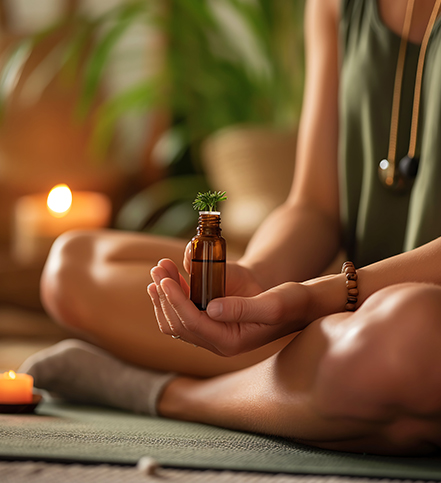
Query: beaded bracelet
341,261,358,311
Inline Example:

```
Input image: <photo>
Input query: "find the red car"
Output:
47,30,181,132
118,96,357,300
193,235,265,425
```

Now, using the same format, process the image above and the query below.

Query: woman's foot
19,339,176,416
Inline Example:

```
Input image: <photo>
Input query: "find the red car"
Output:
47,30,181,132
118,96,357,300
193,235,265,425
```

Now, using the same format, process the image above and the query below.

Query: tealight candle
0,371,34,404
13,184,111,264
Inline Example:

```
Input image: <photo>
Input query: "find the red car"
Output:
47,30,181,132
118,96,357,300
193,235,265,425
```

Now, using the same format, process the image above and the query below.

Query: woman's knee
40,229,99,329
314,283,441,421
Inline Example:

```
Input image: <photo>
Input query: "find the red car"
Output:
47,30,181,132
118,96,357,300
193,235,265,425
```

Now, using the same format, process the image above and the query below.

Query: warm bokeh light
8,371,16,380
47,184,72,217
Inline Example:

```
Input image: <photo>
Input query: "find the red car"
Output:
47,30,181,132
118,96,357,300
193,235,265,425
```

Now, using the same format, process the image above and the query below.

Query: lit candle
0,371,34,404
13,184,111,264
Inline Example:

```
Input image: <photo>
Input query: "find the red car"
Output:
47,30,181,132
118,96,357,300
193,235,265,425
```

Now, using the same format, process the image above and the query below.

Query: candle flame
47,184,73,217
8,370,16,379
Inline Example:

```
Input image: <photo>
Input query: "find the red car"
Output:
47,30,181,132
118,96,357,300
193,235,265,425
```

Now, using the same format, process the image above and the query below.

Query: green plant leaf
0,40,33,117
175,0,219,31
78,1,146,119
91,80,157,158
193,191,227,212
59,16,97,85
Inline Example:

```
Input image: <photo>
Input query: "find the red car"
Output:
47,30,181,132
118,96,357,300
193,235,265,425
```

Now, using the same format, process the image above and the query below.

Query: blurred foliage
0,0,305,169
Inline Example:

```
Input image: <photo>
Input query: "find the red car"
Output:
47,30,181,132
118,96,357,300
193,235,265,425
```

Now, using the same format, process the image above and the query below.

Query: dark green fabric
339,0,441,267
1,402,441,479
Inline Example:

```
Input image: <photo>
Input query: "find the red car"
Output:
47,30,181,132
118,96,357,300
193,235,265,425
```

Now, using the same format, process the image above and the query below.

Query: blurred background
0,0,305,368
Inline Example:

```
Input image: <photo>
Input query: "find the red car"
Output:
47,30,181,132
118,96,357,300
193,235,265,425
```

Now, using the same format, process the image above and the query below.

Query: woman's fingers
149,265,223,353
159,277,244,356
154,258,190,297
150,265,180,336
157,258,180,284
158,278,226,354
147,283,172,335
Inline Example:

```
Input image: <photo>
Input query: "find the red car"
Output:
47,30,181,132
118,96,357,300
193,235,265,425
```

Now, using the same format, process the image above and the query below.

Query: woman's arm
238,0,342,289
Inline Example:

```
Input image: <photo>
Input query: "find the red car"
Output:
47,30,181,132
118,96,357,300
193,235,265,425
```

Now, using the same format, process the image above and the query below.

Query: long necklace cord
408,0,441,159
386,0,415,170
380,0,441,189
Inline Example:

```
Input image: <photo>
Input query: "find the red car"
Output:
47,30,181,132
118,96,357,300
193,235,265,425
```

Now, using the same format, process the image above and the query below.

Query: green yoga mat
1,401,441,480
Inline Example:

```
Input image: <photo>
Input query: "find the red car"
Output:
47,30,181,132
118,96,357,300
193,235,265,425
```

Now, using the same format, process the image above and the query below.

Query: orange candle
0,371,34,404
13,184,111,264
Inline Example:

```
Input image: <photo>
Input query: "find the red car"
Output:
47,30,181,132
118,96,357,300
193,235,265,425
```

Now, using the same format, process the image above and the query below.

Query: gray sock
19,339,176,416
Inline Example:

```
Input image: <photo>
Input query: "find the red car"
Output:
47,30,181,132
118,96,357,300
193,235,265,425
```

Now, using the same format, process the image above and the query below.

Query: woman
28,0,441,455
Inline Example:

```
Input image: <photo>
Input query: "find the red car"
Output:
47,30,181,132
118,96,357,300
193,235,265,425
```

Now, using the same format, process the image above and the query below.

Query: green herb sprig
193,191,227,212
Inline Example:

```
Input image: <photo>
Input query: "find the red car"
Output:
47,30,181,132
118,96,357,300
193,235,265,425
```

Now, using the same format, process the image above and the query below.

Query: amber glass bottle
190,211,226,310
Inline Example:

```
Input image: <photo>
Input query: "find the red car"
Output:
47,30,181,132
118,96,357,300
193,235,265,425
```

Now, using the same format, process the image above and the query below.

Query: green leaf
91,80,157,158
227,0,273,57
193,191,227,212
60,17,97,84
175,0,219,31
0,40,33,116
78,1,146,118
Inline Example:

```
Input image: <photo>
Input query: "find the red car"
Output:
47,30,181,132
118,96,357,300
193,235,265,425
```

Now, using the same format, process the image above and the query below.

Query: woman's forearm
357,238,441,303
303,236,441,322
239,201,341,290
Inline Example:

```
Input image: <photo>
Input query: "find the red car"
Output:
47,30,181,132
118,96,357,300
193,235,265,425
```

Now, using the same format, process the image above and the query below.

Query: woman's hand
148,258,312,357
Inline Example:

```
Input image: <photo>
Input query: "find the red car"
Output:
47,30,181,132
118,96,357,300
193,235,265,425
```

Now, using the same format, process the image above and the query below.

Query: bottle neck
197,212,221,236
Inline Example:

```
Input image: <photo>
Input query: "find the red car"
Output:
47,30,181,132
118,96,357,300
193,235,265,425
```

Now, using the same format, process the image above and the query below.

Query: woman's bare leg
159,283,441,455
41,229,291,377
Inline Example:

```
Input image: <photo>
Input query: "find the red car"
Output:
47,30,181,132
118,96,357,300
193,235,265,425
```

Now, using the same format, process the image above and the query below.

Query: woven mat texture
1,402,441,480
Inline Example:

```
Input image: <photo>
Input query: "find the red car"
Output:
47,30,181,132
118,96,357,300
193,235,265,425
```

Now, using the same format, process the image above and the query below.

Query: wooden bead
342,261,354,268
342,261,358,312
342,261,355,272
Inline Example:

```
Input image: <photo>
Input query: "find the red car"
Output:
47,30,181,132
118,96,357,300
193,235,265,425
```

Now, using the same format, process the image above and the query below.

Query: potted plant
0,0,305,243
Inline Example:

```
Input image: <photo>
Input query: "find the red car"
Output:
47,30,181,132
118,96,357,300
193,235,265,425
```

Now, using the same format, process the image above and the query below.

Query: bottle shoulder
191,234,226,242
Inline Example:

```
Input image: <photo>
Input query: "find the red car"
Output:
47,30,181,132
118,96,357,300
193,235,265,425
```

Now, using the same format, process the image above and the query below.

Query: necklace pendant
398,155,419,179
378,157,418,193
378,158,405,191
378,159,395,187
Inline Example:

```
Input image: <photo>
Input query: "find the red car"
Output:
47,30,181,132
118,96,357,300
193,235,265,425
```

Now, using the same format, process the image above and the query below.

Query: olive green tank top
339,0,441,267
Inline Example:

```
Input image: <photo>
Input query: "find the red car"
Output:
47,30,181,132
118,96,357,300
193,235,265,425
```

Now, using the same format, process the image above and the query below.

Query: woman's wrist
301,272,349,322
